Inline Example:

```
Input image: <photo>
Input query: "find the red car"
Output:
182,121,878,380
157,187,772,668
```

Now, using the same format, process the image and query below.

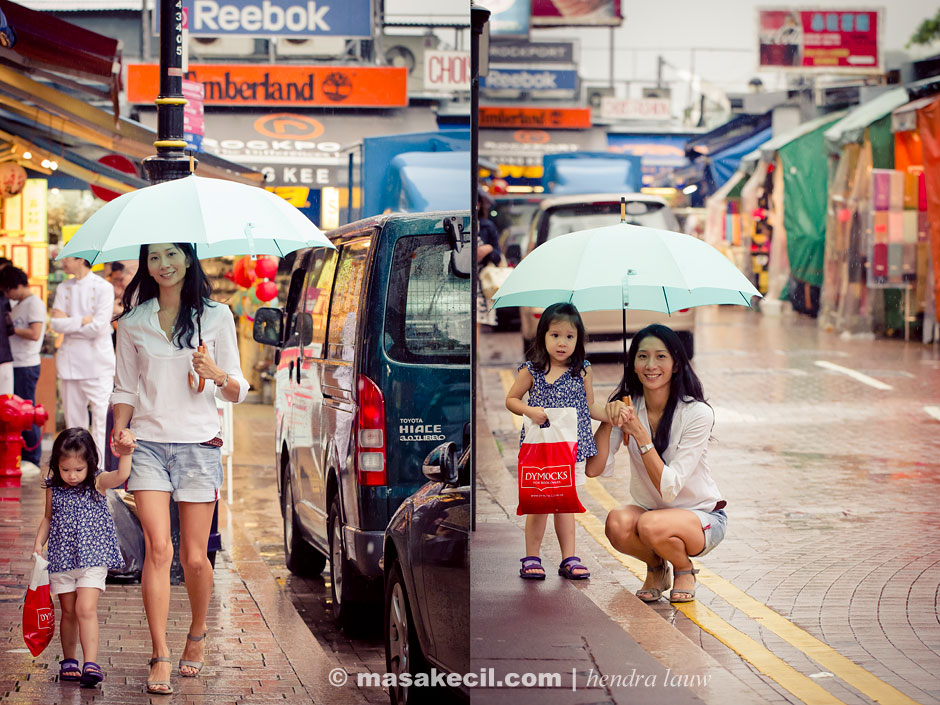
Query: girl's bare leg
74,587,100,664
554,513,587,575
58,592,79,666
523,513,549,576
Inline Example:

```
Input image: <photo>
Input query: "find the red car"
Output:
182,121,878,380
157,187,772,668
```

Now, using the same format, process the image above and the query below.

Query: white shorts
49,566,108,595
574,460,586,487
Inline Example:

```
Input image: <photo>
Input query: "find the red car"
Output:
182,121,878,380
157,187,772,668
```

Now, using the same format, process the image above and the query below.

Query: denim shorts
688,508,727,558
127,439,223,503
50,566,108,595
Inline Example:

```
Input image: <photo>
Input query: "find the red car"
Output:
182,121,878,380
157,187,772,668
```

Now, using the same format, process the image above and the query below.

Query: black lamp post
470,3,489,533
142,0,196,184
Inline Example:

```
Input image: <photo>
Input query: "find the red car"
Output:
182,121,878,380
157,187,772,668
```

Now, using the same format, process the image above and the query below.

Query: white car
518,193,696,358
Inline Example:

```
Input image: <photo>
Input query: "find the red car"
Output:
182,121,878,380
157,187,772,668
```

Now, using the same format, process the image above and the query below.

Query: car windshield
384,233,471,365
544,201,676,241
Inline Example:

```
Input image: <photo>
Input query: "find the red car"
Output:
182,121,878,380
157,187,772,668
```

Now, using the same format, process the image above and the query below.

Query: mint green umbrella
492,221,761,372
57,173,333,265
492,222,760,313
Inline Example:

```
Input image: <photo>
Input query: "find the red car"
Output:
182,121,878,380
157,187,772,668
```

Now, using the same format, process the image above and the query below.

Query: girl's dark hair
527,302,587,377
46,427,100,496
119,243,213,349
610,324,709,456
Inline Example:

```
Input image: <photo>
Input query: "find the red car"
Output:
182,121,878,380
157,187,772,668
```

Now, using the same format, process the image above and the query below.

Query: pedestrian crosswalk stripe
814,361,893,390
580,478,924,705
498,368,523,430
574,507,848,705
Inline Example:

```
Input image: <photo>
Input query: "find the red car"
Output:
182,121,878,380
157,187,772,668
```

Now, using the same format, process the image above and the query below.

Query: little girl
505,302,610,580
32,427,135,687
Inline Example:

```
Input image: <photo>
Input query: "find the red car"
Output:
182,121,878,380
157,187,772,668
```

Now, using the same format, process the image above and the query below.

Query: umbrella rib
663,286,670,316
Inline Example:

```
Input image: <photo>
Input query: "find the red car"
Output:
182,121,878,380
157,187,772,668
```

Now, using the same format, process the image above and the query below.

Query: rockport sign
156,0,371,37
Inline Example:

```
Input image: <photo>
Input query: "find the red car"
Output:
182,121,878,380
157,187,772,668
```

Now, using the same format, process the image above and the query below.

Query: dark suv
253,211,471,624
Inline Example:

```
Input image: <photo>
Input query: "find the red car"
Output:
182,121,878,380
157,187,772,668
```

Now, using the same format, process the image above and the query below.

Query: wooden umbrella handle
188,343,207,393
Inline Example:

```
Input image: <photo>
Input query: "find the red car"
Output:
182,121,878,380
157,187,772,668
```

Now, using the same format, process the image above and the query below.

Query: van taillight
356,374,386,486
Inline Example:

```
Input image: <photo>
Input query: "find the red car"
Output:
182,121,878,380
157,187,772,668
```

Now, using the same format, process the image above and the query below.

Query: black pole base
142,154,195,184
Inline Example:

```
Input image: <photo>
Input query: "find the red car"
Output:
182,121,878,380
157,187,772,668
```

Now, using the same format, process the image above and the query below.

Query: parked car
518,194,696,358
384,442,470,705
253,211,472,625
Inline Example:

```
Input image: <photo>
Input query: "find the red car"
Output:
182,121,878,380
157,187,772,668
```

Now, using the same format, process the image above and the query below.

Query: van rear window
385,234,470,365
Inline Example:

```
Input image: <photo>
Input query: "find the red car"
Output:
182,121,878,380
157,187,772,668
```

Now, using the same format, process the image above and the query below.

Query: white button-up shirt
49,273,116,380
112,298,248,443
603,397,723,512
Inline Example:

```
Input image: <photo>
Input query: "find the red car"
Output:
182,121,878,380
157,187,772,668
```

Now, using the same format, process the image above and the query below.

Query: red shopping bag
517,407,586,515
23,553,54,656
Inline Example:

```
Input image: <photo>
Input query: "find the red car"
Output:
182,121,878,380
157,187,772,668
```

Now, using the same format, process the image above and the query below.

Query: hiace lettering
399,418,445,442
194,0,330,32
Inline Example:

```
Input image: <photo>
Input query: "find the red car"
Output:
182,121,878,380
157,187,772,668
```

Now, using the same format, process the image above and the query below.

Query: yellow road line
581,479,924,705
498,368,523,430
576,508,847,705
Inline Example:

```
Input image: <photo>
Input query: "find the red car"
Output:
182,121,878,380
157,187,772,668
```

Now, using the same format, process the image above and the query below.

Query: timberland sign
127,64,407,107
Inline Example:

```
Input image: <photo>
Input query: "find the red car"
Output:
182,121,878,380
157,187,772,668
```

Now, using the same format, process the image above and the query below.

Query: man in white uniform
49,257,115,468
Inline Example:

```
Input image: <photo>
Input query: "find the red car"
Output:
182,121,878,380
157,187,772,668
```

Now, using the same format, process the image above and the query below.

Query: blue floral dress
47,479,124,574
519,360,597,463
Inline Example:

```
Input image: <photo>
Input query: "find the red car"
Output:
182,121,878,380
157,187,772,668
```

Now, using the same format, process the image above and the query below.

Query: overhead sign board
127,64,407,107
480,127,607,167
481,68,577,93
599,97,671,121
479,107,592,129
758,7,882,72
489,39,574,65
487,0,530,36
182,79,205,151
156,0,372,38
423,50,471,92
530,0,622,27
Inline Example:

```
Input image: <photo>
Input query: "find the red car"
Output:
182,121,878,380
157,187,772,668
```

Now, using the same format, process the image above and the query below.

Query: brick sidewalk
0,451,364,704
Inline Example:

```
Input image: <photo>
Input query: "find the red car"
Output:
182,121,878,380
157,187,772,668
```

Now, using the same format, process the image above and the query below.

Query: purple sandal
520,556,546,580
558,556,590,580
59,658,81,682
79,661,103,688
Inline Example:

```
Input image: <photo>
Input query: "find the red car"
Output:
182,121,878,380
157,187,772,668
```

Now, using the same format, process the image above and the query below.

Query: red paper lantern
255,280,277,302
255,257,278,280
0,162,27,196
232,256,257,289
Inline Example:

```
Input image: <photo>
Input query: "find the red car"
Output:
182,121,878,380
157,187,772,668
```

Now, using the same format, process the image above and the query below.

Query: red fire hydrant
0,394,48,477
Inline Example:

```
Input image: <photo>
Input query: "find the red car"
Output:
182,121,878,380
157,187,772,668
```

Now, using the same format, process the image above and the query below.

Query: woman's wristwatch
638,441,655,455
215,373,229,388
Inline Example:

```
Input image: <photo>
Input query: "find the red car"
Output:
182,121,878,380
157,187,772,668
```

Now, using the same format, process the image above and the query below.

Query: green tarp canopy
740,111,846,171
823,87,909,154
779,119,840,288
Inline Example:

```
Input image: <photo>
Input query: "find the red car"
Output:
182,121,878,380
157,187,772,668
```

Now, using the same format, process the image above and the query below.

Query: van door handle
288,360,294,378
296,361,301,384
322,391,335,400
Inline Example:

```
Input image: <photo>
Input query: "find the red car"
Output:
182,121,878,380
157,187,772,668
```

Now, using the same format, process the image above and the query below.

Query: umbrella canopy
492,223,761,313
57,174,334,264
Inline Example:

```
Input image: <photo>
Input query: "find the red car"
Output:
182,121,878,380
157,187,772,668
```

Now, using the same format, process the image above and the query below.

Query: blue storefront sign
158,0,371,38
489,0,530,37
606,134,691,185
481,68,577,93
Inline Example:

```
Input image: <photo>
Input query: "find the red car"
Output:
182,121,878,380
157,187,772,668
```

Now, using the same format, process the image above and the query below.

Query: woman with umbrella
585,324,727,603
111,242,248,694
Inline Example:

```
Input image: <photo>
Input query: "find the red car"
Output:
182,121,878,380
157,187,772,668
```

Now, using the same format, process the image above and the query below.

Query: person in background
0,266,46,470
0,256,14,398
49,258,115,469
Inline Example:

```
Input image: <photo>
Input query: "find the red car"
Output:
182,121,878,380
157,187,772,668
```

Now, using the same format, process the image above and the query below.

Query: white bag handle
28,553,49,591
521,407,578,445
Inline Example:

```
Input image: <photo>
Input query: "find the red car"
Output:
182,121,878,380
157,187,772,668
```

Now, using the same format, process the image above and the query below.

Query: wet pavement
474,305,940,705
0,402,382,705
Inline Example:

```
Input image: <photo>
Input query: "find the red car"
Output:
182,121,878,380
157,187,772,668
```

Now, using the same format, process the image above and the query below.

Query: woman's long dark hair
527,302,587,378
46,427,100,498
610,324,709,456
118,243,213,349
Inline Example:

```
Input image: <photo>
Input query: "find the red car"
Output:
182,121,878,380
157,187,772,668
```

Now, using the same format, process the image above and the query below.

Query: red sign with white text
758,8,881,72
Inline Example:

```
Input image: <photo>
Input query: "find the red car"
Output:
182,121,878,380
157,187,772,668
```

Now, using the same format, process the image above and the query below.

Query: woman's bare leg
605,505,668,591
636,508,705,597
135,490,173,688
178,501,216,674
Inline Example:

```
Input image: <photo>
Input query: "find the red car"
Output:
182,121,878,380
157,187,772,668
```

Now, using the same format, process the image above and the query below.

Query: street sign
182,79,205,151
757,7,882,73
155,0,372,38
